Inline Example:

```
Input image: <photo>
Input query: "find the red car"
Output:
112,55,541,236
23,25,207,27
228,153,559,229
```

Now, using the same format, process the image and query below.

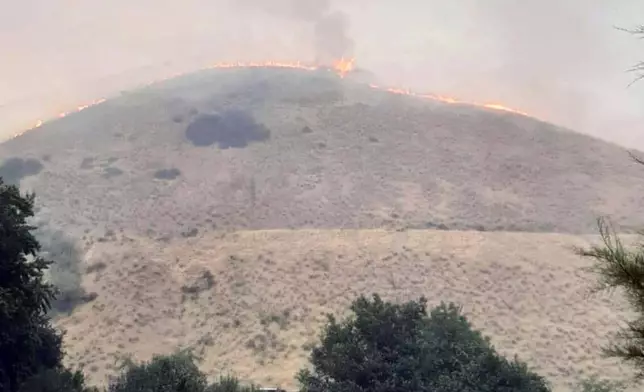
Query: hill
2,66,643,391
56,229,632,391
0,66,643,239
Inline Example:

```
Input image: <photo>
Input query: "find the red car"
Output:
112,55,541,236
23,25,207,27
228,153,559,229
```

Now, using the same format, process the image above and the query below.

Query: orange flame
211,60,318,72
332,57,355,78
13,98,108,138
368,84,528,116
13,59,530,139
55,99,107,119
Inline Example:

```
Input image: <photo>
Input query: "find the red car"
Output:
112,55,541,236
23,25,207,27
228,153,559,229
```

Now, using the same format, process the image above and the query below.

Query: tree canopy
17,368,96,392
108,352,208,392
571,23,644,383
578,216,644,378
297,294,550,392
107,352,260,392
0,179,64,392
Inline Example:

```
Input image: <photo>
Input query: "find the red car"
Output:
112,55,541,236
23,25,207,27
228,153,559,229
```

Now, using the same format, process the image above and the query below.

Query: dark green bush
108,351,207,392
298,294,551,392
206,376,259,392
107,352,262,392
18,368,97,392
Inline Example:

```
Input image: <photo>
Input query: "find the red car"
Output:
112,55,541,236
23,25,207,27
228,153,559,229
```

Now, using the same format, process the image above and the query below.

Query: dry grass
1,68,642,391
3,68,644,242
57,229,635,391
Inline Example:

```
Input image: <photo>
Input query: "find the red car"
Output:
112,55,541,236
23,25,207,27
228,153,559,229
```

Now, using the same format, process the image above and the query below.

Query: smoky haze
234,0,354,63
0,0,643,148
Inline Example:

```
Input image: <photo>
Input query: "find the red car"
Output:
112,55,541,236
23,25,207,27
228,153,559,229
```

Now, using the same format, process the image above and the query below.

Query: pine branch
616,25,644,85
604,322,644,379
578,218,644,297
628,62,644,87
578,218,644,372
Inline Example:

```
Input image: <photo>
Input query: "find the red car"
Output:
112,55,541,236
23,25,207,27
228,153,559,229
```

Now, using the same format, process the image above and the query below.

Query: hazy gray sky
1,0,643,148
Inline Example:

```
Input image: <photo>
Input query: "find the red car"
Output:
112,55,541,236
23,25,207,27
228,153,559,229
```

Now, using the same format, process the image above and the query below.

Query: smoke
466,0,644,143
314,11,353,62
234,0,354,64
228,0,643,145
2,0,644,148
35,226,90,315
335,0,644,147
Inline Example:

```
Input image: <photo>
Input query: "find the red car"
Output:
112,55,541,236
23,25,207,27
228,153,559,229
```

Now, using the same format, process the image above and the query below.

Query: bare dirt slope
57,229,633,391
1,67,643,239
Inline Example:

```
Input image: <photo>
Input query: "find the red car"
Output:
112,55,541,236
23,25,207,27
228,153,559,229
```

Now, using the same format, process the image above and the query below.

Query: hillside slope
57,229,632,391
3,67,642,390
0,67,642,237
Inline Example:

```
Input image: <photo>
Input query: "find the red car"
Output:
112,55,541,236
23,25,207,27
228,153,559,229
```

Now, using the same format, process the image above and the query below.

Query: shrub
107,353,261,392
108,351,208,392
18,368,97,392
207,376,260,392
298,294,550,392
573,375,626,392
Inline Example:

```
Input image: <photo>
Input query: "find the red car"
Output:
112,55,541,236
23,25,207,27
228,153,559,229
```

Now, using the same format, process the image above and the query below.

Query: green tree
108,352,260,392
575,23,644,382
108,351,208,392
577,217,644,378
206,375,260,392
297,294,550,392
0,179,64,392
18,368,97,392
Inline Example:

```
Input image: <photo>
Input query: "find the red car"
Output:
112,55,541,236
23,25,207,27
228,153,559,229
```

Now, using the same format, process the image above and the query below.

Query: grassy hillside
56,229,633,391
2,68,642,390
0,68,642,240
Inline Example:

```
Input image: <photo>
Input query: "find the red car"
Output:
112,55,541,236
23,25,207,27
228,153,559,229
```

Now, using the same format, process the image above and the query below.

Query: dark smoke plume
236,0,354,63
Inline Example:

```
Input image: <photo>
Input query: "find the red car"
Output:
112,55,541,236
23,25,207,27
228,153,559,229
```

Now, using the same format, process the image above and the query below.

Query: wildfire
14,58,529,139
59,99,107,118
210,57,355,78
211,60,318,72
368,84,529,116
331,57,356,78
12,98,108,138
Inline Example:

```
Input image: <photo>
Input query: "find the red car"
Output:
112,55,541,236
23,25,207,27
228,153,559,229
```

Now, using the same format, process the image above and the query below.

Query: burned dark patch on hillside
0,157,44,185
154,168,181,180
102,167,124,179
185,110,270,148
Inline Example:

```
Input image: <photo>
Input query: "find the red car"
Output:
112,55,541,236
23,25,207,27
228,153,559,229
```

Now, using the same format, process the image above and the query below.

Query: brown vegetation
58,229,633,390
